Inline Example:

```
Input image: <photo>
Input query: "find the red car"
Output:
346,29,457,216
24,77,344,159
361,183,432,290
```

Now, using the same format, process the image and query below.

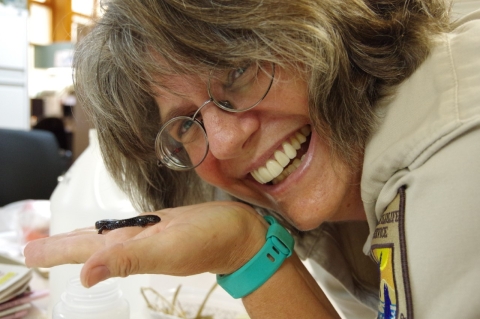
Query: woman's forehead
150,53,210,92
151,71,209,123
152,72,208,99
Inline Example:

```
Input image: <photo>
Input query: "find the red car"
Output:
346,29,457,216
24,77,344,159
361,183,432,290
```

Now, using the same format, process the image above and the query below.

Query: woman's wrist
220,208,269,275
217,215,295,299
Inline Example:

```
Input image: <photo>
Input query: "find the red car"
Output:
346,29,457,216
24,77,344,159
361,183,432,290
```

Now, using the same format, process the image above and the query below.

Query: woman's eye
226,63,253,87
229,66,247,82
178,119,194,136
170,118,194,142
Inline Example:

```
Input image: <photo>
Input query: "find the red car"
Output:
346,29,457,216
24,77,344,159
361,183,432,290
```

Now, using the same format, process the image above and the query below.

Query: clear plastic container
53,277,129,319
48,129,149,318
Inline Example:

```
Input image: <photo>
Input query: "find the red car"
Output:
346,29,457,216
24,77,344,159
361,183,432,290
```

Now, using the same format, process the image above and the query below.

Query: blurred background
0,0,102,210
0,0,99,165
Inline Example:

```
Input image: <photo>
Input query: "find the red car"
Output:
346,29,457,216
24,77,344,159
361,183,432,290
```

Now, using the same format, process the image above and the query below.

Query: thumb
80,241,144,288
80,229,185,288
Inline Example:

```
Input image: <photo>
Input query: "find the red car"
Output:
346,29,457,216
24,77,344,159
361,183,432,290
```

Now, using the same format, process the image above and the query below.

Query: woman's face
154,64,365,231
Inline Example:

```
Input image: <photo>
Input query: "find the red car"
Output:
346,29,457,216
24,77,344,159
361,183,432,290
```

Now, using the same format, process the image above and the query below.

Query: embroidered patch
371,187,413,319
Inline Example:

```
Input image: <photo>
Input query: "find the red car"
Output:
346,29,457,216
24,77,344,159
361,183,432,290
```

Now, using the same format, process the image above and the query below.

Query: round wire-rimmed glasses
155,62,275,171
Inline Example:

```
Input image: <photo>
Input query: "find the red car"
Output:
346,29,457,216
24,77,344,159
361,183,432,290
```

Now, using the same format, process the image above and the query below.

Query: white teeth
272,158,302,185
300,126,311,136
289,136,301,150
266,159,283,177
273,175,285,184
250,126,311,184
258,167,274,181
274,150,290,167
282,142,297,159
293,158,302,168
251,170,265,184
295,132,306,144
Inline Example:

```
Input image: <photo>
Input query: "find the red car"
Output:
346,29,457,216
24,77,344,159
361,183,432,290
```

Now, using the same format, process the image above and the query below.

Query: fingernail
86,266,110,287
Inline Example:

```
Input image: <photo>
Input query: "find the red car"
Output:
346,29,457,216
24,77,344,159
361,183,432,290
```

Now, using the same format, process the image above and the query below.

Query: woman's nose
201,106,259,160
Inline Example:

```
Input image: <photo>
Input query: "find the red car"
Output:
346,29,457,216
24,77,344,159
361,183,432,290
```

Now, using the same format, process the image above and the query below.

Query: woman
25,0,480,318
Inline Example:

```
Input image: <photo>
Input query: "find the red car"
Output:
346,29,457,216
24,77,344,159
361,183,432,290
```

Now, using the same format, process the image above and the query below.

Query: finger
24,227,98,250
80,227,200,287
24,223,150,268
24,231,105,268
49,227,97,240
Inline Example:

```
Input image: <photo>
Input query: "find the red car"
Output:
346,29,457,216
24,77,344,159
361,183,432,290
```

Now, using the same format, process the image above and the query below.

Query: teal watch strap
216,215,295,299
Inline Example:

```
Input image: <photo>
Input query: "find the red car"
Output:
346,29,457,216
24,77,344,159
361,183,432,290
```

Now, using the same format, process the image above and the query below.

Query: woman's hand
24,201,267,288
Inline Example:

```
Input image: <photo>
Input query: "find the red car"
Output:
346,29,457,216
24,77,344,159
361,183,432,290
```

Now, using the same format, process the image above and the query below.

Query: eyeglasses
155,62,275,171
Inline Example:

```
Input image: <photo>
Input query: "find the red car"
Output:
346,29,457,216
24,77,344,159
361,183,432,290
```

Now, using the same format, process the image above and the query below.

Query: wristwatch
216,215,295,299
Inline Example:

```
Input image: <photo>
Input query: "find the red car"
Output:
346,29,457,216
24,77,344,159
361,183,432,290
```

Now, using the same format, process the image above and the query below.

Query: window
28,0,98,43
29,0,52,44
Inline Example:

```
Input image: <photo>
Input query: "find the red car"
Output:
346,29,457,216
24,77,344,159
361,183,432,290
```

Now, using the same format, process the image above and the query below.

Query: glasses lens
208,62,274,112
155,117,208,170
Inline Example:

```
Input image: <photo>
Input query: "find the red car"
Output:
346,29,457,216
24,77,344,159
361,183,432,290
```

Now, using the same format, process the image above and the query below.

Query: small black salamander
95,215,161,234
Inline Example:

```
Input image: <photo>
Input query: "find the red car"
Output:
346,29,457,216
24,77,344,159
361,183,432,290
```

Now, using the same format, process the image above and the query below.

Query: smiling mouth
250,125,311,185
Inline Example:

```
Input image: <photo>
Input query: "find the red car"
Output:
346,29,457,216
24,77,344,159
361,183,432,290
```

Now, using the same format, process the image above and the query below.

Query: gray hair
73,0,450,212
